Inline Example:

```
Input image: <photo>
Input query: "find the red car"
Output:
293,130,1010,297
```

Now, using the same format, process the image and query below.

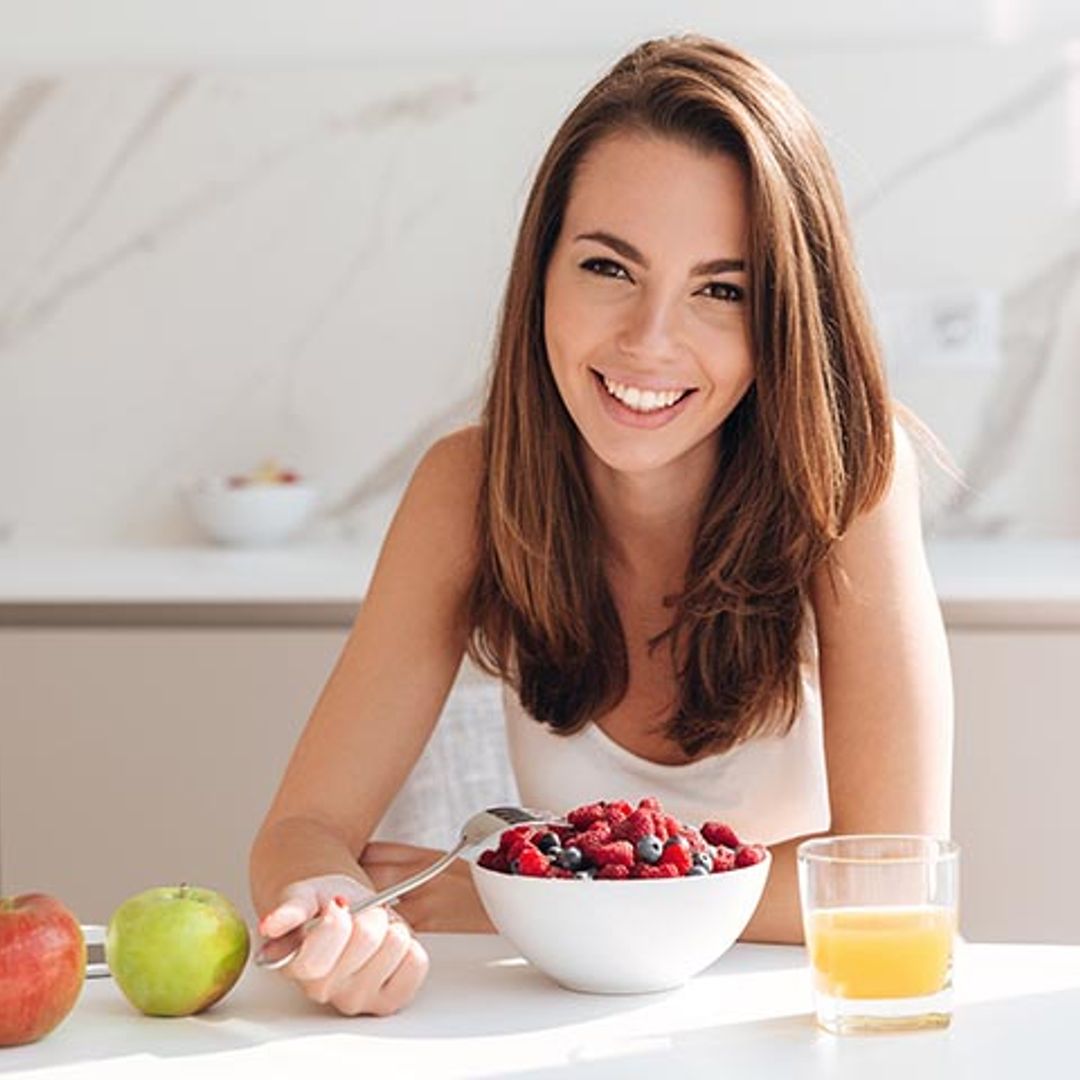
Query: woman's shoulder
400,423,485,585
416,423,484,503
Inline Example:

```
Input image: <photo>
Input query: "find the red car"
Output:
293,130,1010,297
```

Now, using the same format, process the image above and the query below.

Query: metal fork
253,805,559,971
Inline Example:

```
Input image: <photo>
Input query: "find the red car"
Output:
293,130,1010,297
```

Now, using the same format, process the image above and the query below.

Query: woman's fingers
330,919,420,1017
257,897,311,940
288,897,367,983
371,937,430,1016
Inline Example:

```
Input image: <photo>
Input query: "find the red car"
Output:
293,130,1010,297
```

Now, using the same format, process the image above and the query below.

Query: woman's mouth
590,368,698,428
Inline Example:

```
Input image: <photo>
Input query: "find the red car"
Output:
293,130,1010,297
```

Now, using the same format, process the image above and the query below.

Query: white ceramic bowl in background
182,479,318,547
469,850,771,994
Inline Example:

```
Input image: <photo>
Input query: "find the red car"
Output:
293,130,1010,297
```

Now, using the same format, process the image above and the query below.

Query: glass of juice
797,835,959,1034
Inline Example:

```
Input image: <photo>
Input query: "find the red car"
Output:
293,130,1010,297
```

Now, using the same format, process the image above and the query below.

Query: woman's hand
257,873,429,1017
360,842,495,933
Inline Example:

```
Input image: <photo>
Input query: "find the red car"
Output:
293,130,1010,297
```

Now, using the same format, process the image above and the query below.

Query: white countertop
3,934,1079,1078
0,544,379,604
0,539,1078,626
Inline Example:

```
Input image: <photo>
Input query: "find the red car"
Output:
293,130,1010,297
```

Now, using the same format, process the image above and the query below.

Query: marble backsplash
2,39,1079,546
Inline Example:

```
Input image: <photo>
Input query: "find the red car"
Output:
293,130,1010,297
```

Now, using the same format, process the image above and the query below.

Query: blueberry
687,865,709,876
692,851,714,872
573,869,593,880
664,835,690,851
557,845,584,871
545,845,563,863
536,831,560,854
509,858,521,875
635,835,664,864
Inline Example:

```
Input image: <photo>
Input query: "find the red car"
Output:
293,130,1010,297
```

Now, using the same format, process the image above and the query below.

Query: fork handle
340,838,468,921
254,837,468,970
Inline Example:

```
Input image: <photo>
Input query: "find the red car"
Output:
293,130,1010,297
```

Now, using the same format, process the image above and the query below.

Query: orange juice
807,905,955,1000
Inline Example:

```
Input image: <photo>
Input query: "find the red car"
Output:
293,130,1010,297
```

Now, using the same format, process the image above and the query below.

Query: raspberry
612,809,656,843
631,862,680,879
568,802,609,829
503,834,534,861
735,844,767,868
637,796,663,813
513,844,552,877
596,864,631,879
478,849,508,872
659,840,693,875
578,820,613,844
602,800,634,826
710,845,736,872
679,827,708,854
664,815,683,839
580,838,634,869
499,825,537,854
702,821,741,849
549,866,574,879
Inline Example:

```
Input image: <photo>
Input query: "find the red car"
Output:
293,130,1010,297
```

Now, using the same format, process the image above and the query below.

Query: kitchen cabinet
0,628,513,925
948,629,1080,944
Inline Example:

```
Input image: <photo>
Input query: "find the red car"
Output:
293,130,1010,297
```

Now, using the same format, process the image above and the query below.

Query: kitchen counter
0,539,1078,626
2,934,1079,1078
0,544,377,625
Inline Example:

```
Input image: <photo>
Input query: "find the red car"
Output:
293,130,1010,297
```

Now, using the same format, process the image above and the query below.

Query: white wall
3,12,1080,544
3,1,1080,68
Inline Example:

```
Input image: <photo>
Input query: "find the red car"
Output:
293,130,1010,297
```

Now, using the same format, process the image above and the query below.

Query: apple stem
179,883,189,900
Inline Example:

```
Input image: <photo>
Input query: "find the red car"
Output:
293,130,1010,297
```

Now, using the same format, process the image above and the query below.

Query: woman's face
544,131,754,478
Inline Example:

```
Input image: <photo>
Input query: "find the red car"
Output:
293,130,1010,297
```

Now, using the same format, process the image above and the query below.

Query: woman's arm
250,425,484,918
740,417,955,944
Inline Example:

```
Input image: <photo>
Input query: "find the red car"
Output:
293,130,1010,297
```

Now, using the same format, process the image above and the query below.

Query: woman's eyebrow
573,230,746,275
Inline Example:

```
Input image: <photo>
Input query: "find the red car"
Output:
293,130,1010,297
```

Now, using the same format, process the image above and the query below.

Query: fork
253,805,559,970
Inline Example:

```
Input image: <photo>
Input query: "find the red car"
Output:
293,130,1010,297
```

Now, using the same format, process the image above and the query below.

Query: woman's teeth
601,374,689,413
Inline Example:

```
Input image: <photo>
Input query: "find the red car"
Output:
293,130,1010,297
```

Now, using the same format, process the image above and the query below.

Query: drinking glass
797,835,959,1034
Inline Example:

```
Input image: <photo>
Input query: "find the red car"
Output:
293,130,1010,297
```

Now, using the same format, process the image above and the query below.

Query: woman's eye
580,257,629,280
701,281,745,303
578,258,744,304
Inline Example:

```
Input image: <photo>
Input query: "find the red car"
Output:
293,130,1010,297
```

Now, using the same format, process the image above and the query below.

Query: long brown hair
464,34,898,758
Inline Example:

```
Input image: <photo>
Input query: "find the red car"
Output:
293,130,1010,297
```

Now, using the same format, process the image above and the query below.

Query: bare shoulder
419,423,484,491
810,412,928,632
389,423,485,597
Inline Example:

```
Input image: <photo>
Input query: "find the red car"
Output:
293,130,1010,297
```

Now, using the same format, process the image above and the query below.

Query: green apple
106,884,250,1017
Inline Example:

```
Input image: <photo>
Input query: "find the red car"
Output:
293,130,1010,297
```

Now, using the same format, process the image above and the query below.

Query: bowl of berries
470,796,771,994
182,460,318,547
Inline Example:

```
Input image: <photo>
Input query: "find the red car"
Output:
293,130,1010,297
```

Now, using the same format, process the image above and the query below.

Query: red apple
0,893,85,1047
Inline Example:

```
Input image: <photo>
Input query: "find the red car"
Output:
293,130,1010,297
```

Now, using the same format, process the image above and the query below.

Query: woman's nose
615,292,682,360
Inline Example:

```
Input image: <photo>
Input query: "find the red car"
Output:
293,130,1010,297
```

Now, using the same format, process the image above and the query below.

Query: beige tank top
502,611,832,846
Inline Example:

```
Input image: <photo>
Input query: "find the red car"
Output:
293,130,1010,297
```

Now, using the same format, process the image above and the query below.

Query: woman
250,34,954,1018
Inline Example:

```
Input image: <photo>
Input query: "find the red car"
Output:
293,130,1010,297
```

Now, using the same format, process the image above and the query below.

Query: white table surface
3,935,1079,1079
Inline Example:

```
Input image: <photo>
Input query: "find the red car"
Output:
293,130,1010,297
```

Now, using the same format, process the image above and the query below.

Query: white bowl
182,479,318,547
469,849,771,994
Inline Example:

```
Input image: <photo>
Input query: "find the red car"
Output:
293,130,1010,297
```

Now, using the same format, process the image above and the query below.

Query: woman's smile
590,367,699,429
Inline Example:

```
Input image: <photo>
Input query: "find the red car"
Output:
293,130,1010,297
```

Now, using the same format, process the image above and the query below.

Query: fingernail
333,894,349,908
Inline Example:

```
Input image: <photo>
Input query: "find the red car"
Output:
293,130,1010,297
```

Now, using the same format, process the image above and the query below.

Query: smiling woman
250,33,953,1020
